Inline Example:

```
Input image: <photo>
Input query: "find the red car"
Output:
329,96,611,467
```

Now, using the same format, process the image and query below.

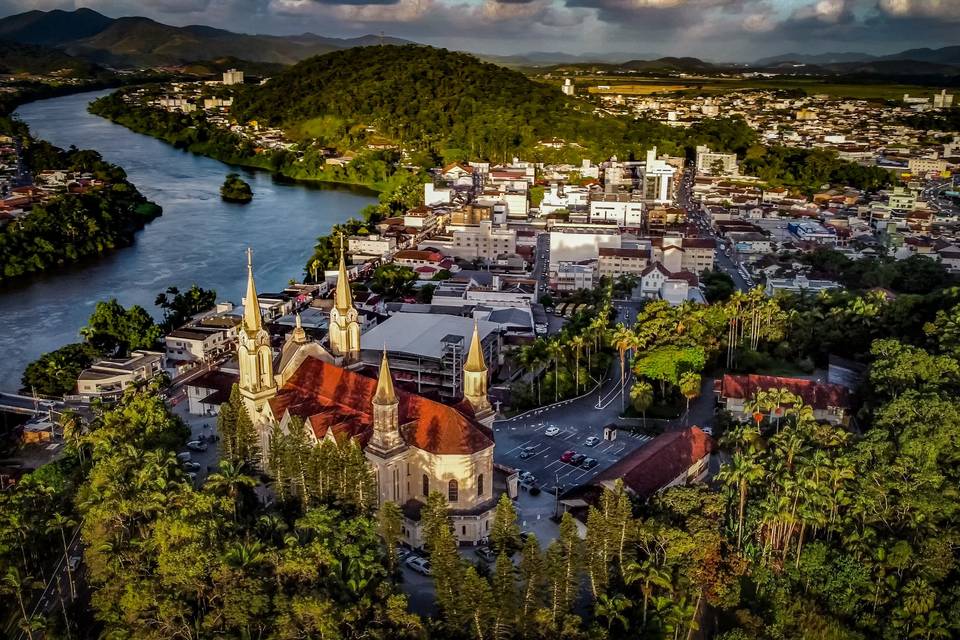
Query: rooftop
361,313,497,360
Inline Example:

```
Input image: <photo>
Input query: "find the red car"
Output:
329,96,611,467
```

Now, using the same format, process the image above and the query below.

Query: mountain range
0,8,957,74
0,8,411,68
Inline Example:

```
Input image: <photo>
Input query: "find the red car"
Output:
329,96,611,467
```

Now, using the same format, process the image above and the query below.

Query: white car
186,440,208,452
702,426,714,436
584,436,600,447
405,556,432,576
544,426,561,437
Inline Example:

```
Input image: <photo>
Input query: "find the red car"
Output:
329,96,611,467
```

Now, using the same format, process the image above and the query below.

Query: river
0,90,376,392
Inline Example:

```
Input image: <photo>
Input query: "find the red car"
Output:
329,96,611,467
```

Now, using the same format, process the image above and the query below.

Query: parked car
396,547,414,564
702,426,714,436
584,436,600,447
544,426,560,437
176,452,192,463
580,457,598,470
519,445,537,459
186,440,208,452
183,461,201,472
518,471,536,483
405,556,432,576
67,555,81,572
560,450,575,463
570,453,586,466
474,546,497,562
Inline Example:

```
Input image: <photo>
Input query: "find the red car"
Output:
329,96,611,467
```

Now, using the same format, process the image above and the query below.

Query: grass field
577,76,951,100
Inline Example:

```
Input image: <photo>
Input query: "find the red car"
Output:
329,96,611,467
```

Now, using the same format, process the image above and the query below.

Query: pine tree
267,421,289,502
461,566,495,640
489,492,521,555
233,393,260,467
378,501,403,572
585,505,609,597
492,551,518,638
339,438,377,513
421,491,467,629
545,513,583,626
285,417,312,509
216,386,238,461
518,533,546,632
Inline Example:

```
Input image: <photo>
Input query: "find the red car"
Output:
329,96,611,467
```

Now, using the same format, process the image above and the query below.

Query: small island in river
220,172,253,203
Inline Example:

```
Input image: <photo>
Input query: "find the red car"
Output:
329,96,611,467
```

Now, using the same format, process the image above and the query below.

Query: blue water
0,90,375,391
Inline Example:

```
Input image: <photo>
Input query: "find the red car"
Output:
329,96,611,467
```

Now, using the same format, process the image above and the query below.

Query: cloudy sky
2,0,958,60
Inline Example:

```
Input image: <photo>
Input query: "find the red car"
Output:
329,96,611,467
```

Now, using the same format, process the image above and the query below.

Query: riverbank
0,90,377,392
87,91,398,194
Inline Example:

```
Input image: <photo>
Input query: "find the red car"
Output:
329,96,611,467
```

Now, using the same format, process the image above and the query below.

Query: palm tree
717,452,765,549
206,461,257,522
594,593,630,632
678,372,701,421
624,559,672,627
570,334,585,393
46,513,77,598
630,381,654,428
225,540,266,571
546,338,564,403
611,324,637,410
2,567,36,640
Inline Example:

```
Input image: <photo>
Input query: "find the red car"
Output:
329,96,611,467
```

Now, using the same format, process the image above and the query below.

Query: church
235,248,511,546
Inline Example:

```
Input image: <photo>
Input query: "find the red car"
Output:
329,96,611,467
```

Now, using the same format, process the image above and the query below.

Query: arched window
477,474,484,497
422,474,429,497
448,479,459,502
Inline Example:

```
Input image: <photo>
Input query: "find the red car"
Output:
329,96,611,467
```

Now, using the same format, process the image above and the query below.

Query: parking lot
495,418,652,491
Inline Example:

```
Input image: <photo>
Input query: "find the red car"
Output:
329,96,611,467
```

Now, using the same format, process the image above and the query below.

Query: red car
560,450,575,463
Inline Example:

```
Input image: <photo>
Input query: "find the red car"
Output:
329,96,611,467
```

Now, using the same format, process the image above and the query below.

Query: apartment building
695,145,738,176
420,220,517,262
651,237,716,274
349,234,396,260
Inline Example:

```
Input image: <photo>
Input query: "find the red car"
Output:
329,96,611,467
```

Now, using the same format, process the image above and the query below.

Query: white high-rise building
561,78,575,96
222,69,245,85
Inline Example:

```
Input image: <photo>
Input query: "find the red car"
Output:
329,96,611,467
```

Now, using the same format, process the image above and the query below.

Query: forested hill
232,45,598,160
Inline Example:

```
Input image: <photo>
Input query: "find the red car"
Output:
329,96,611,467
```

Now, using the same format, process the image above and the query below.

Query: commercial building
555,262,596,291
589,193,644,226
222,69,244,85
718,374,849,425
640,147,676,204
349,234,396,260
764,275,841,296
597,247,650,279
76,351,166,402
787,221,838,245
421,221,517,262
359,312,499,401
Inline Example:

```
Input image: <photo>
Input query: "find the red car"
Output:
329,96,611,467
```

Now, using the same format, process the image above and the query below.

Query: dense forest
0,122,162,282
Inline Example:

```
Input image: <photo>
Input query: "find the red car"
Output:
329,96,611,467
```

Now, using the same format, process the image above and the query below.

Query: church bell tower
463,321,493,421
238,248,276,409
328,238,361,363
369,348,405,455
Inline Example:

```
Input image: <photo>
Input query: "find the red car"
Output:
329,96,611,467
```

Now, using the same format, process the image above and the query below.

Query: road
676,167,750,292
921,178,960,217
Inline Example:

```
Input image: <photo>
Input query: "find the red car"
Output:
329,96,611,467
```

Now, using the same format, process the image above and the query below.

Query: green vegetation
799,248,954,293
742,145,893,194
0,40,104,77
220,172,253,203
21,287,212,396
0,125,162,282
155,284,217,332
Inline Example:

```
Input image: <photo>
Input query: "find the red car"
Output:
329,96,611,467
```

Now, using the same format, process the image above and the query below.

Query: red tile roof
594,427,712,499
720,374,850,410
269,357,494,455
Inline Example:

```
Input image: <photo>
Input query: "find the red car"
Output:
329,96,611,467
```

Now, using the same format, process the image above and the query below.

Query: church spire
373,347,397,406
463,319,492,417
369,346,403,455
465,320,487,373
335,236,353,314
243,247,263,335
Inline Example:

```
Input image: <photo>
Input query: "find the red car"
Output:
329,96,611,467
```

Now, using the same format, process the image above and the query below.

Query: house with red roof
717,374,850,425
559,427,714,533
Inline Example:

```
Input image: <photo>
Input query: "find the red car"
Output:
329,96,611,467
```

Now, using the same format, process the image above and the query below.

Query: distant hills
0,8,412,68
0,7,956,79
0,39,103,76
754,46,960,68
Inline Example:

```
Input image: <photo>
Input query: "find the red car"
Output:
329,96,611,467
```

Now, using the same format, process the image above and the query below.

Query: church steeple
463,320,492,415
369,347,403,454
335,237,354,314
238,248,276,409
243,247,263,335
328,235,361,362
